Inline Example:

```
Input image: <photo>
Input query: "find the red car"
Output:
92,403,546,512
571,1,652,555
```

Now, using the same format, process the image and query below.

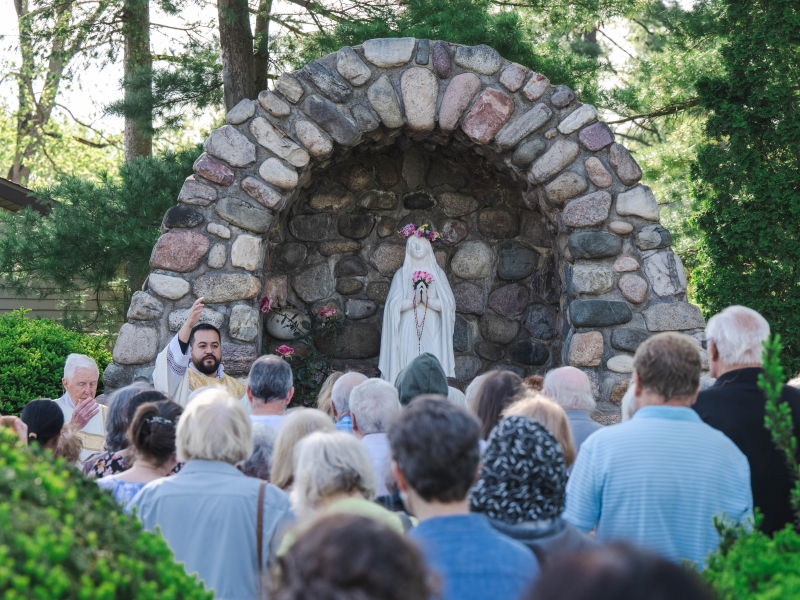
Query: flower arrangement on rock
259,297,344,405
398,222,441,242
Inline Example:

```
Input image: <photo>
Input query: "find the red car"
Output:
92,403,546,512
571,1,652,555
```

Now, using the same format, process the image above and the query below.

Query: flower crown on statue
398,223,441,243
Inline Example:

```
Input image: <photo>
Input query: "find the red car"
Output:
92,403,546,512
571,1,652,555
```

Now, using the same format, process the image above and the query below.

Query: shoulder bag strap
257,480,267,592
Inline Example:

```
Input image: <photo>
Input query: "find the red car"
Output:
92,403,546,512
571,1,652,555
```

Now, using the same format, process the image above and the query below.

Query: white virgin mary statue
379,232,456,385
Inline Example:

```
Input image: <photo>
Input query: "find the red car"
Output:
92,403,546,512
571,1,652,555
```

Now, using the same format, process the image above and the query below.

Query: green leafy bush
0,309,112,414
0,429,212,599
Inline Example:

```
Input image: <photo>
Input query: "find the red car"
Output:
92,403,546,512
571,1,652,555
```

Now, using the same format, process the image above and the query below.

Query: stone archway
105,38,705,418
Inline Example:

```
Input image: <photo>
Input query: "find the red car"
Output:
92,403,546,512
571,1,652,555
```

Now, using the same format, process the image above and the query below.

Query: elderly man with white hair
56,353,107,461
330,371,368,433
693,305,800,535
349,378,402,498
542,366,602,453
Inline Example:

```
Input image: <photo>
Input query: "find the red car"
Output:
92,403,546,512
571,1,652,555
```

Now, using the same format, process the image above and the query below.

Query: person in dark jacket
471,415,596,565
694,305,800,535
393,352,449,406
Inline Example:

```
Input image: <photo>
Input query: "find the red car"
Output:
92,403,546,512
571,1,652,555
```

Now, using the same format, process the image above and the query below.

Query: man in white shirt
349,378,401,498
154,297,247,409
246,355,294,434
55,354,107,461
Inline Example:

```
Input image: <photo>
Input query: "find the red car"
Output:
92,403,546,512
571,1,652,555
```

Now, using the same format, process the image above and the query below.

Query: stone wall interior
107,38,705,421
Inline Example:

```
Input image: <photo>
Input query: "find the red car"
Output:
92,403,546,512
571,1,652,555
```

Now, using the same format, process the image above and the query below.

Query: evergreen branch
596,28,635,59
54,102,120,148
281,0,347,23
605,97,701,124
758,335,800,524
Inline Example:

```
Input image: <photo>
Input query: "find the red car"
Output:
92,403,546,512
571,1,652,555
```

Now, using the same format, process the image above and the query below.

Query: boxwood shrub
0,309,112,414
0,430,212,599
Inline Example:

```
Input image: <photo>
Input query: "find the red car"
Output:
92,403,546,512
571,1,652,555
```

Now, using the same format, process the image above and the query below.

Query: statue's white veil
378,235,456,384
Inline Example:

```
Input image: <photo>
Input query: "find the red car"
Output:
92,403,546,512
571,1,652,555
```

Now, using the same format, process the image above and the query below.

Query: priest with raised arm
154,297,248,409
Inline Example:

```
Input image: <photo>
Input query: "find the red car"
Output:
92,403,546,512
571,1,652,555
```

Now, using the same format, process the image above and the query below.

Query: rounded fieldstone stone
499,63,528,92
293,263,335,303
477,208,520,239
432,41,451,78
309,192,353,212
497,242,537,281
635,225,672,250
377,217,395,238
441,220,468,245
150,231,210,273
277,243,307,271
454,316,470,352
345,298,377,320
320,240,360,256
584,157,613,188
317,322,381,359
609,220,634,235
338,214,374,240
495,103,553,151
479,314,520,344
231,235,262,271
359,190,397,211
362,37,416,68
127,291,164,321
241,177,283,210
147,273,190,300
611,328,651,352
194,153,235,186
336,278,364,295
488,284,529,317
299,60,352,103
612,256,640,272
375,156,400,189
341,164,372,191
510,339,550,366
476,341,504,361
618,273,649,303
616,185,660,221
206,242,227,269
578,122,614,151
336,46,372,86
370,244,406,277
607,354,634,373
335,256,368,277
610,379,630,405
569,263,614,295
454,44,502,75
400,67,438,132
609,143,643,186
163,205,204,229
512,138,547,168
215,197,272,233
103,362,131,391
204,125,256,168
643,302,704,332
439,192,478,217
453,282,485,315
403,192,435,210
557,104,597,135
568,331,603,367
193,273,260,303
168,307,225,332
277,73,304,103
462,88,515,145
178,175,216,206
368,74,404,129
113,324,159,365
266,309,310,341
529,140,580,183
290,213,332,242
451,241,494,280
570,300,632,327
295,119,333,158
300,94,361,146
222,343,258,376
455,356,482,382
367,282,391,303
568,232,623,259
550,85,575,108
258,90,291,117
544,172,588,206
439,73,482,132
523,304,555,340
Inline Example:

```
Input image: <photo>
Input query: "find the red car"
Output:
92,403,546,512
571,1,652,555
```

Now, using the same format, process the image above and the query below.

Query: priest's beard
192,353,221,376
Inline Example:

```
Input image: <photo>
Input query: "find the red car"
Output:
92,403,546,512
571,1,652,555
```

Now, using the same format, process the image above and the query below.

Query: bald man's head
542,366,595,411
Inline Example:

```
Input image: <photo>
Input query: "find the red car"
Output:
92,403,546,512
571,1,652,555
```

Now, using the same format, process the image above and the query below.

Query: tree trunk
252,0,273,94
217,0,256,111
122,0,153,161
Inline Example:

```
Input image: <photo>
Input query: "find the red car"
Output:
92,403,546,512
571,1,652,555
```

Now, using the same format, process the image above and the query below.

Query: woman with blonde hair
503,394,577,468
315,371,343,419
271,408,336,490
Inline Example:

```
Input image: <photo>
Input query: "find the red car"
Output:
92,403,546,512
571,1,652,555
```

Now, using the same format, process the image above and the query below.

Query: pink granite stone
441,219,469,245
438,73,482,132
618,273,648,303
579,122,615,151
612,256,640,272
523,73,550,101
194,153,235,186
609,143,643,185
499,63,528,92
568,331,603,367
150,231,209,273
585,157,613,188
488,283,529,317
461,88,515,145
562,191,612,227
432,41,451,79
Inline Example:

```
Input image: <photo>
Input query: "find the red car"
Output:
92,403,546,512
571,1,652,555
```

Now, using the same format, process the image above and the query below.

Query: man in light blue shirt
389,397,539,600
331,372,366,433
564,332,753,569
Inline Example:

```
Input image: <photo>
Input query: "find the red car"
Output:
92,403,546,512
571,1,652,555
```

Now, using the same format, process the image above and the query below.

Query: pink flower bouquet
275,345,295,358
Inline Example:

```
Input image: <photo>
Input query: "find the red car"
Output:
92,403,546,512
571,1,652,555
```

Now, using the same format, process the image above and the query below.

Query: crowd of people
5,303,800,600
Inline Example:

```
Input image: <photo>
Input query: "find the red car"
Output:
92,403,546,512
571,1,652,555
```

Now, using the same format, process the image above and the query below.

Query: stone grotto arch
105,38,706,421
